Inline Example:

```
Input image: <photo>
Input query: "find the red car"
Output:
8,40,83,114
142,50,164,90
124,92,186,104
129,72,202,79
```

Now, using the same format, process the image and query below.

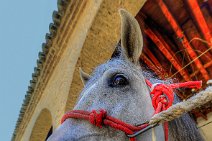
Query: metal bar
186,0,212,44
127,123,159,138
155,0,209,80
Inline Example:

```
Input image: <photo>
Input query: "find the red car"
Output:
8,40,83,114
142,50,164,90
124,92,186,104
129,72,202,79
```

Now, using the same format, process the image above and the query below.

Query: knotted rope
149,86,212,124
145,80,202,141
61,79,211,141
61,109,149,141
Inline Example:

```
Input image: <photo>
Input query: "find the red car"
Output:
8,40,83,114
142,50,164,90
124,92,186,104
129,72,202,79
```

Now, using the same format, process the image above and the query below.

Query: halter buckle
126,122,159,138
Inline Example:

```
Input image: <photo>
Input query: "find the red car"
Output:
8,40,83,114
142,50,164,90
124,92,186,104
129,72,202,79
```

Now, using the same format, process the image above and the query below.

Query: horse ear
79,68,91,85
111,42,122,59
119,9,143,64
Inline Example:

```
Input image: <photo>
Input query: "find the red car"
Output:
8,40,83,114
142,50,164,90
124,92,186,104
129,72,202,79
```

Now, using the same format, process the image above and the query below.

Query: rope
170,38,212,79
149,86,212,124
145,80,202,141
61,79,203,141
61,109,149,141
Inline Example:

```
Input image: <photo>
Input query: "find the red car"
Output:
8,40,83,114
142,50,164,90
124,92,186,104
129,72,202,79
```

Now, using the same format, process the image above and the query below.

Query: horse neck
134,80,165,141
167,95,204,141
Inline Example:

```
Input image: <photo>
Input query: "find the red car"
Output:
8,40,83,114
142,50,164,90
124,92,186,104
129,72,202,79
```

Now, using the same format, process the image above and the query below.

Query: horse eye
109,74,129,87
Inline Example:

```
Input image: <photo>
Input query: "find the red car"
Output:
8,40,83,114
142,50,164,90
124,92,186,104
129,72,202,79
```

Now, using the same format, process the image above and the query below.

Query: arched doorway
29,108,52,141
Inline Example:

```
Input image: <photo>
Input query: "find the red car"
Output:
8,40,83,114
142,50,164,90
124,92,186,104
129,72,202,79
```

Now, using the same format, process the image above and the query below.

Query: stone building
12,0,212,140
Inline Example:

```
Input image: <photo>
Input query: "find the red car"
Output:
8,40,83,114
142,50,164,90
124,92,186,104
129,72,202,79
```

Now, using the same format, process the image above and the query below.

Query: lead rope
149,85,212,125
145,80,202,141
61,80,206,141
61,109,148,141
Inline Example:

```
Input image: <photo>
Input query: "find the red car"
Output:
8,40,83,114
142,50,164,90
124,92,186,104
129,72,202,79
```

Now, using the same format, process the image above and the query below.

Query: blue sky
0,1,57,140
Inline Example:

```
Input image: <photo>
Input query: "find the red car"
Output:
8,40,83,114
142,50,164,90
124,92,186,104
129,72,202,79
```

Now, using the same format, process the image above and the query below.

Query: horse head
47,9,203,141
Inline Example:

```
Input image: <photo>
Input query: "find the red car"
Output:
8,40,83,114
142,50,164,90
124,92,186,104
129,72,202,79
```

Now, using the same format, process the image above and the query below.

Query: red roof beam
141,55,163,77
182,20,212,61
191,60,212,78
155,0,209,81
137,16,191,81
186,0,212,45
143,47,168,78
145,28,191,81
152,28,181,64
144,47,164,70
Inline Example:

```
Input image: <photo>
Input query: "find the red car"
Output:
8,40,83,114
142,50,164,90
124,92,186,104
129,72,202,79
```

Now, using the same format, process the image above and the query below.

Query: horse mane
168,95,204,141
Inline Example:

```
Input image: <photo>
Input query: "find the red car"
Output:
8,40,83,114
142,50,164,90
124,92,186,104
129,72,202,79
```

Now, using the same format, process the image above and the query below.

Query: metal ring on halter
126,122,159,138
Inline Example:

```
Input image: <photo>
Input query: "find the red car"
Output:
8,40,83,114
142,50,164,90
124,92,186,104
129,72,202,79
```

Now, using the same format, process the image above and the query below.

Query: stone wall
198,112,212,140
29,109,52,141
15,0,146,140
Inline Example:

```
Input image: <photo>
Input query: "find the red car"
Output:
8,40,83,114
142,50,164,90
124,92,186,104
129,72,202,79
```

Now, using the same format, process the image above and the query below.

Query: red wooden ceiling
136,0,212,120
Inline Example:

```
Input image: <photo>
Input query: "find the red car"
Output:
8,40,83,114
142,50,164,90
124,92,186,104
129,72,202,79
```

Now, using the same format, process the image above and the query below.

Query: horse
47,9,204,141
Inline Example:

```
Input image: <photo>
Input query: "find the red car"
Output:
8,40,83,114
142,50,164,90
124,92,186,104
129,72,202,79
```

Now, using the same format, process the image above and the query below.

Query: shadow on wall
30,108,52,141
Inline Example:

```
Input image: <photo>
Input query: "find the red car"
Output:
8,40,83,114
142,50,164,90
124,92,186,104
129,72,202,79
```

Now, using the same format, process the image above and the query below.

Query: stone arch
29,108,52,141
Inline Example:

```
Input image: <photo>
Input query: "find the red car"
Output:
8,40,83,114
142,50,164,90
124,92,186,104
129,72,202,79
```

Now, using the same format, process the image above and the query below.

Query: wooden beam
186,0,212,45
155,0,209,80
137,16,191,81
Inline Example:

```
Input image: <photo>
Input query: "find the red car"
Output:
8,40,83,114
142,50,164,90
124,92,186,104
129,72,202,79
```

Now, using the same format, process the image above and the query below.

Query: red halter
61,80,202,141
